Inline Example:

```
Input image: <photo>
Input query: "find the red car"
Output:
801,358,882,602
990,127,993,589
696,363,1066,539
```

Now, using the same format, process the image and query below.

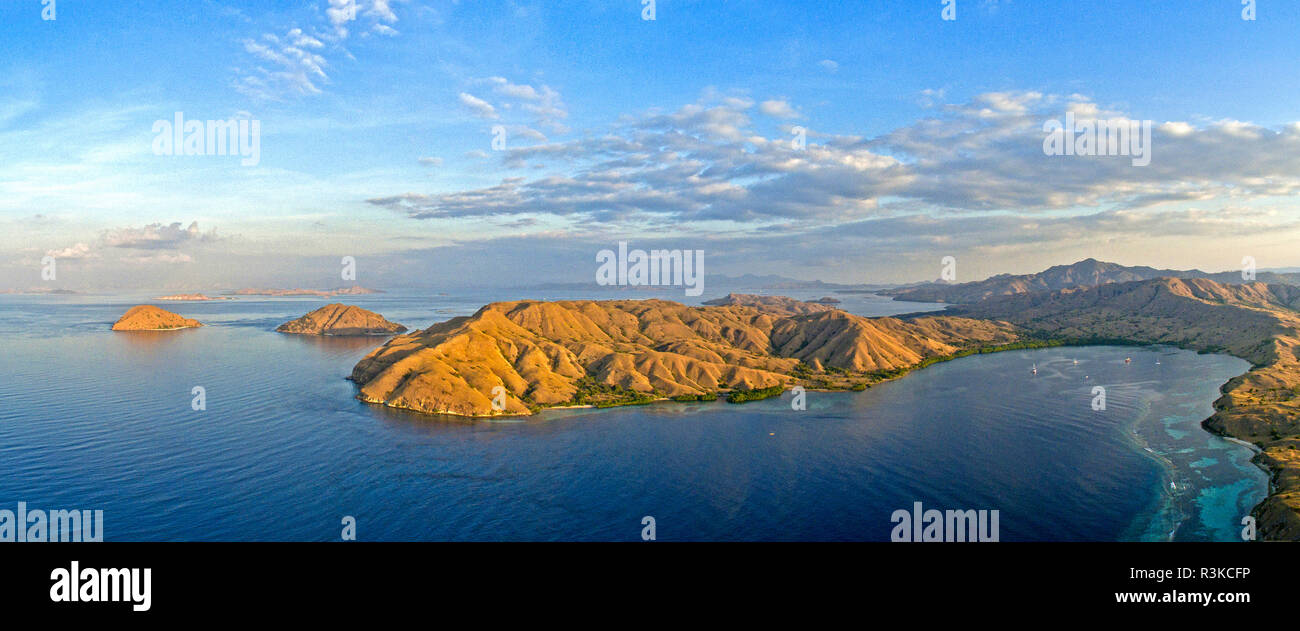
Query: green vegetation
726,384,786,403
569,377,659,408
672,392,719,402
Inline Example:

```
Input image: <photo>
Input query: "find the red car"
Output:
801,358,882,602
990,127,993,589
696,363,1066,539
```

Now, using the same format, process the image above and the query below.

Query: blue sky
3,0,1300,290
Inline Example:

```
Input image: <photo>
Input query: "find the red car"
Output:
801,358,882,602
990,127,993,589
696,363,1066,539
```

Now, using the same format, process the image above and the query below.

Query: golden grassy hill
110,305,203,331
276,304,406,336
350,297,1019,418
952,277,1300,540
702,293,837,315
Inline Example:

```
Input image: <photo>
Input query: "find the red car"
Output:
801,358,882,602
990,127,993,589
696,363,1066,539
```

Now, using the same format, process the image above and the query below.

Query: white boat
1073,358,1078,365
1031,363,1037,375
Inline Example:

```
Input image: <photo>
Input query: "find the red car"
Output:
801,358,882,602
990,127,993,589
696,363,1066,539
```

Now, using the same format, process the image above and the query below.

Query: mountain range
880,258,1300,304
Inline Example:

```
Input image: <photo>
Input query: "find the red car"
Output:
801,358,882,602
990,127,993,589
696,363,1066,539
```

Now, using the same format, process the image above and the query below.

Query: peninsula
350,297,1018,416
111,305,203,331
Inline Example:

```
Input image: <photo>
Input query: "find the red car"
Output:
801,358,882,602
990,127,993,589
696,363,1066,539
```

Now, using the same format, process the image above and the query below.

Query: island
0,288,81,295
110,305,203,331
276,304,407,336
231,286,381,297
154,294,231,301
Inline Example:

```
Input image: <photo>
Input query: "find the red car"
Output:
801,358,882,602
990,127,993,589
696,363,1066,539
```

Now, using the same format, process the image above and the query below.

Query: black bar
1,542,1287,619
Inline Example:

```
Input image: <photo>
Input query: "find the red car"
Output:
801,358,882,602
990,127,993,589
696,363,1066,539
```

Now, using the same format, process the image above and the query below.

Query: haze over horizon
5,0,1300,291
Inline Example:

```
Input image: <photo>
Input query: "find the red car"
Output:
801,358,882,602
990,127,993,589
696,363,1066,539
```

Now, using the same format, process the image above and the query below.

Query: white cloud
327,0,360,38
46,243,96,259
759,99,801,119
458,92,499,119
484,77,569,133
121,253,194,264
103,222,217,250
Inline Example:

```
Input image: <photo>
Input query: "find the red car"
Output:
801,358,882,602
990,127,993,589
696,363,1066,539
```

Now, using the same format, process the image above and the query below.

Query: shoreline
353,340,1270,540
111,326,202,332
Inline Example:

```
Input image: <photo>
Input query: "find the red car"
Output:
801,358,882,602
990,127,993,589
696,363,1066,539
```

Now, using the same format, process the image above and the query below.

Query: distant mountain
522,274,890,292
0,287,81,295
702,293,838,315
881,258,1300,304
227,285,382,297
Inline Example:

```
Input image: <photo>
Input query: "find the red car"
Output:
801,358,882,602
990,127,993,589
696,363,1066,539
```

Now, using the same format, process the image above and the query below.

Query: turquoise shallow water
0,291,1266,540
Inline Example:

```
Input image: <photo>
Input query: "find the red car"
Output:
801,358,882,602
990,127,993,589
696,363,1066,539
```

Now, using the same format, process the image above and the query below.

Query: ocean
0,288,1266,541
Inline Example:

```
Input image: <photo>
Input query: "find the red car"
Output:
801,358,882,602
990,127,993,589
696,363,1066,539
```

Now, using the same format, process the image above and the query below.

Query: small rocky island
276,304,407,336
111,305,204,331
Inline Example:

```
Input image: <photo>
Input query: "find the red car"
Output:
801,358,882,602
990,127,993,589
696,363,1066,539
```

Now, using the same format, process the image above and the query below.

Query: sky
3,0,1300,291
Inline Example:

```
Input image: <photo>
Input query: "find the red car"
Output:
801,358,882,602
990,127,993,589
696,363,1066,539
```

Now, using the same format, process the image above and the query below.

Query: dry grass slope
350,298,1017,417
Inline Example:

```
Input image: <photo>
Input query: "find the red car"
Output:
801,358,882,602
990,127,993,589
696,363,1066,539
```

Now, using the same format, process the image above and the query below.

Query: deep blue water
0,290,1266,541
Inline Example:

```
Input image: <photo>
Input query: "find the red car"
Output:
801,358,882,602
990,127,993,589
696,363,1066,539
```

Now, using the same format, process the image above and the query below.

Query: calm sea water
0,289,1265,541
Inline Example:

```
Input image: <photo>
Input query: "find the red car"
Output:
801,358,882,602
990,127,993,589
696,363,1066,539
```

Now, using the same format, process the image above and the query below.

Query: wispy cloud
235,1,403,100
367,90,1300,231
